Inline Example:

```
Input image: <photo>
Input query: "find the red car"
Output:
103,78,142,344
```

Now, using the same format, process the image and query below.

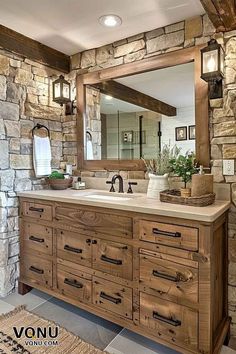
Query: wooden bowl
47,177,73,190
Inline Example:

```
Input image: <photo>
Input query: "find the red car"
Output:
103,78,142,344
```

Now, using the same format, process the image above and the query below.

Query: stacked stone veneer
0,50,69,296
68,14,236,337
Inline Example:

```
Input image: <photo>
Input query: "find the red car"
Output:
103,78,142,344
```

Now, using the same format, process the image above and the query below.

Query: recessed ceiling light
105,95,113,100
99,14,122,28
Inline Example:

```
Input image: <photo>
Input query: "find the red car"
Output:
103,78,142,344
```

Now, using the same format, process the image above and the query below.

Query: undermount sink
83,193,133,201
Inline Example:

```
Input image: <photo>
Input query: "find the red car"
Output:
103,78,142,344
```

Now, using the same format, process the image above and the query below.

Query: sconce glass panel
202,49,218,74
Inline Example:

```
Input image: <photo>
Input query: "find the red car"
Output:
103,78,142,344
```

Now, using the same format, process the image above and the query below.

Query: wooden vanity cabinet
19,198,229,354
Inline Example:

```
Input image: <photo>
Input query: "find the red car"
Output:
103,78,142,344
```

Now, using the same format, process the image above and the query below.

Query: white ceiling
0,0,204,55
101,62,194,114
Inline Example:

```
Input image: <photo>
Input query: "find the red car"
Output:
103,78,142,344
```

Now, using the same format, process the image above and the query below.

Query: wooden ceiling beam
200,0,236,32
0,24,70,73
93,80,176,116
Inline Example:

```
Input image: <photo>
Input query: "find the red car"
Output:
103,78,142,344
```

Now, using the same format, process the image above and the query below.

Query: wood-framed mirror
76,45,209,171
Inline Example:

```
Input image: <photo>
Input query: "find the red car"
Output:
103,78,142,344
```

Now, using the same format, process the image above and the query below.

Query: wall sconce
52,75,71,106
201,39,224,99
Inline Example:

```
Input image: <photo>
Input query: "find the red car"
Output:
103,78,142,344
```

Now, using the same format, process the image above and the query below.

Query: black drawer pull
152,270,179,282
29,235,44,243
153,311,181,327
100,255,122,265
64,278,83,289
29,266,44,274
64,245,82,254
29,207,44,213
100,291,121,304
152,228,181,238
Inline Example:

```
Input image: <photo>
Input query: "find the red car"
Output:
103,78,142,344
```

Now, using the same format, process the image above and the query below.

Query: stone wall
0,49,67,296
70,14,236,336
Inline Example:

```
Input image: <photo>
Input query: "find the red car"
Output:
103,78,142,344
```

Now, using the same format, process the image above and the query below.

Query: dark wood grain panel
21,254,52,288
0,24,70,72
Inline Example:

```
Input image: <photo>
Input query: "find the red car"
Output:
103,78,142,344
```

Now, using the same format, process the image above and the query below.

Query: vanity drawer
21,254,52,288
55,206,132,238
139,254,198,303
139,220,198,251
57,268,92,303
22,201,52,221
140,292,198,349
22,222,52,255
92,239,132,280
93,276,132,319
56,229,92,267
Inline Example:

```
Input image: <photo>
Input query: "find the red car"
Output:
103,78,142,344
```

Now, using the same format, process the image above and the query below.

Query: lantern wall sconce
52,75,77,116
201,39,224,99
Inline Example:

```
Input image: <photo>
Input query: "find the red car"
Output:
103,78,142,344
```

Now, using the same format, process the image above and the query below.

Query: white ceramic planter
147,173,169,200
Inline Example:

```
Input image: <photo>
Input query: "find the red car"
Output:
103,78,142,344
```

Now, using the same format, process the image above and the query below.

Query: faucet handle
106,181,115,192
127,182,138,194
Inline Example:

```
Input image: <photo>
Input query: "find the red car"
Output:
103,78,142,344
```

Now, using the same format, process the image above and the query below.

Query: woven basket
160,189,215,207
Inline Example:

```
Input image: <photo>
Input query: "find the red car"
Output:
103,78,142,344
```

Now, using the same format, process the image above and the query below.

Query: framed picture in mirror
189,125,196,140
175,126,187,141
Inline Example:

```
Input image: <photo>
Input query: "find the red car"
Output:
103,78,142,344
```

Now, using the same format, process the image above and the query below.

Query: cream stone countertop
17,189,230,223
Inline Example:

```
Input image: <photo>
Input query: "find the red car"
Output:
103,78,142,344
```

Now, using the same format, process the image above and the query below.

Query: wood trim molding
93,80,176,116
0,24,70,73
77,46,210,171
200,0,236,32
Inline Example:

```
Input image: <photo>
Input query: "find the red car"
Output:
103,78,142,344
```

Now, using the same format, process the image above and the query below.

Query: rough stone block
14,178,32,191
4,121,20,138
0,239,8,266
81,49,96,69
70,52,81,70
20,120,34,138
0,140,9,169
0,119,5,138
96,45,114,65
0,75,6,101
223,144,236,158
165,21,184,33
25,102,61,120
0,55,9,75
0,170,15,191
10,154,32,170
147,31,184,53
124,49,146,63
0,263,17,297
203,14,216,36
145,28,164,40
0,101,19,121
214,121,236,137
114,39,145,58
0,193,7,207
185,16,202,40
15,68,33,86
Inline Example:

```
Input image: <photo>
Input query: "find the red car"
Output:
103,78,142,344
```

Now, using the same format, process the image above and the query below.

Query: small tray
160,189,215,207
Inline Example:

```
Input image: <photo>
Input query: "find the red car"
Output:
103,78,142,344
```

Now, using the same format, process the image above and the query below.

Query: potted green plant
169,152,198,197
142,145,180,199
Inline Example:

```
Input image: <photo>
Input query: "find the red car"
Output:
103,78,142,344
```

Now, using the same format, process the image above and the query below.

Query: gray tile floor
0,289,235,354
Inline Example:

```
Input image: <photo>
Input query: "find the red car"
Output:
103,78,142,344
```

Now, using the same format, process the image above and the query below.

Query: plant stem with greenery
169,153,198,188
142,145,181,176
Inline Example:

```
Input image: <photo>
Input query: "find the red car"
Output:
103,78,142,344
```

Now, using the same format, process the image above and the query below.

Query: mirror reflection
85,62,195,161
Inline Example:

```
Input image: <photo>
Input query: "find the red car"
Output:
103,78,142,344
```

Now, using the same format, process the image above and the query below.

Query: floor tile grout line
104,328,125,351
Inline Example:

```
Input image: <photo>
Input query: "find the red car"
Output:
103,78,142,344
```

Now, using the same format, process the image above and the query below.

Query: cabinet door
92,239,132,280
93,276,132,319
140,254,198,303
57,229,92,267
140,292,198,350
